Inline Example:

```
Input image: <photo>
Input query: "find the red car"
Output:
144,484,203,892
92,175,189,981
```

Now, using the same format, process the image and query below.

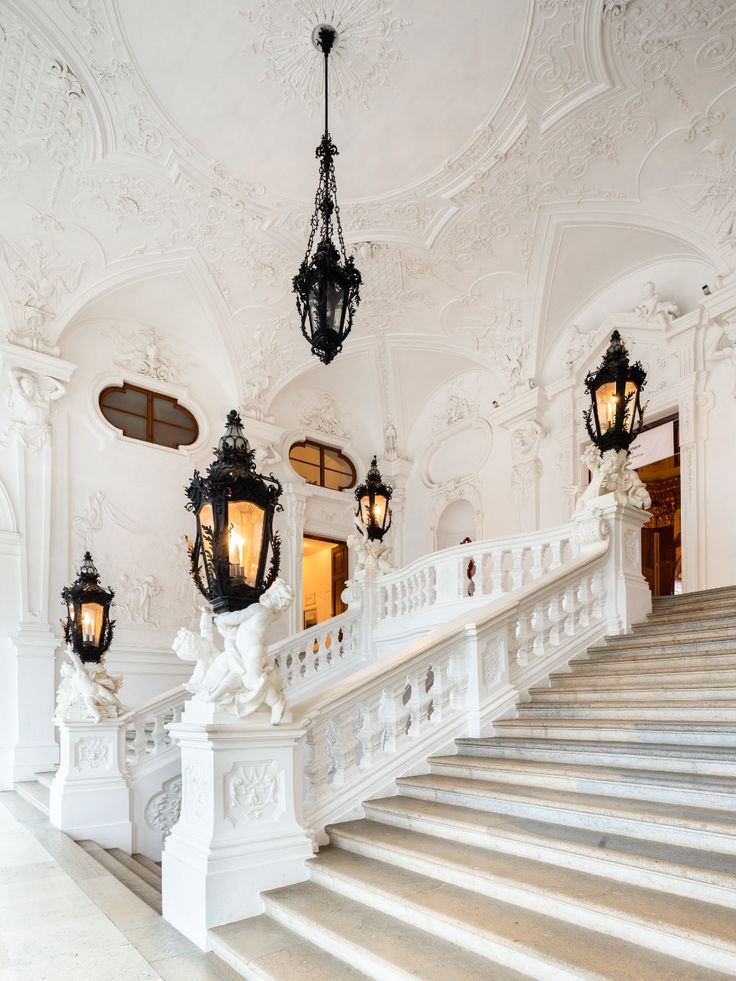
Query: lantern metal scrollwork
583,330,647,454
61,552,115,663
292,25,362,366
355,456,393,542
185,411,283,614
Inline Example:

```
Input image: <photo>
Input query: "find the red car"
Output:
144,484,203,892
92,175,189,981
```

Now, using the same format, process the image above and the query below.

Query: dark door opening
302,535,348,628
634,416,681,597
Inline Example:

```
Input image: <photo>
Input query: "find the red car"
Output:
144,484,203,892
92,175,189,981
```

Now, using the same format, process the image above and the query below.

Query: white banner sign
629,421,675,470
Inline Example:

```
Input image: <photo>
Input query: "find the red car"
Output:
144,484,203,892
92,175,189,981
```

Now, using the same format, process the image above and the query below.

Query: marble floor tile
126,918,195,961
79,874,161,931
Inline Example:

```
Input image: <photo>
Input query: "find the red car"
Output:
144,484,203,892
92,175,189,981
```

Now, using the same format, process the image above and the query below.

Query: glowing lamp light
583,331,647,454
355,456,393,543
61,552,115,664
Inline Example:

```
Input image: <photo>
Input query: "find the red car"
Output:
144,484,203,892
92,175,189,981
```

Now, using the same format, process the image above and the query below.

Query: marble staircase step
394,771,736,853
455,735,736,776
550,664,736,687
362,794,736,908
565,651,736,674
528,683,736,703
492,717,736,746
323,822,736,972
273,853,731,980
33,769,57,790
630,616,736,635
78,840,162,912
652,586,736,609
638,608,736,628
262,879,527,981
210,915,369,980
587,634,736,655
428,753,736,809
515,701,736,720
106,847,163,891
13,778,49,815
130,851,162,879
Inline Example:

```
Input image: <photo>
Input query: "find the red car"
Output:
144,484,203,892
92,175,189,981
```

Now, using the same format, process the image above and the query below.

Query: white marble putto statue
347,532,396,576
576,445,651,512
55,645,126,723
173,579,294,725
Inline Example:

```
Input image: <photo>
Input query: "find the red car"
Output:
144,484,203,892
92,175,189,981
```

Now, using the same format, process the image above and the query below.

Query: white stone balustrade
270,610,361,700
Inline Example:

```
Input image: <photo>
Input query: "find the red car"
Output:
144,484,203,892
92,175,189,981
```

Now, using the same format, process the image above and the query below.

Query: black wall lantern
584,330,647,454
355,456,393,542
61,552,115,664
186,411,283,614
293,25,362,366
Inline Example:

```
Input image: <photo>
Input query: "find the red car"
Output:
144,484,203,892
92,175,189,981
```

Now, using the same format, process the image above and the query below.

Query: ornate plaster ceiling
0,0,735,452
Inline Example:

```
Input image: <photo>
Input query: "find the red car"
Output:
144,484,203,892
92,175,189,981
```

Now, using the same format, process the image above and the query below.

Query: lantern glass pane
228,500,265,588
199,503,214,564
623,380,638,433
81,602,104,645
595,381,619,432
360,493,388,529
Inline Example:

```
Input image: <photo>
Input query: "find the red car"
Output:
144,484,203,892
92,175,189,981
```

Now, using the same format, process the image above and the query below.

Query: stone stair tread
107,847,163,891
287,852,730,980
33,770,57,789
80,842,162,912
321,827,736,956
557,663,736,681
530,682,736,697
580,650,736,667
396,771,736,832
13,779,49,815
362,795,736,887
210,914,370,980
263,879,527,981
428,752,736,793
459,735,736,762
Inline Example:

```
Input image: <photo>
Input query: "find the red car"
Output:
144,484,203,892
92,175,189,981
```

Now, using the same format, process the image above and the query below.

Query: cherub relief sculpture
634,282,679,330
347,532,396,575
55,646,126,723
576,445,651,512
173,579,294,725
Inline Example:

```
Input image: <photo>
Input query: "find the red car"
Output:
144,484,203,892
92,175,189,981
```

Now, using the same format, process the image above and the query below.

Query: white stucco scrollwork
224,761,280,824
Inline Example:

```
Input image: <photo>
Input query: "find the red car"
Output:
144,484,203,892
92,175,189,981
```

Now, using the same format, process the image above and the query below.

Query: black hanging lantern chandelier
185,411,283,614
293,25,362,366
583,330,647,454
355,456,393,542
61,552,115,664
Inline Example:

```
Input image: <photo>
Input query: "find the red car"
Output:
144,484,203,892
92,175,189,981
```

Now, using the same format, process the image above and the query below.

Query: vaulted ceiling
1,0,735,449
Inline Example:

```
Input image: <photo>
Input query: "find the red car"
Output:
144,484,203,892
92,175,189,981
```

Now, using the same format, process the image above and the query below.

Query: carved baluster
531,544,545,581
379,682,411,753
515,609,534,666
475,551,488,596
510,547,524,590
356,696,384,769
447,652,469,710
549,538,563,571
304,722,331,803
562,584,578,636
548,591,563,646
171,704,183,725
590,572,605,621
151,712,168,753
131,720,148,762
578,576,591,629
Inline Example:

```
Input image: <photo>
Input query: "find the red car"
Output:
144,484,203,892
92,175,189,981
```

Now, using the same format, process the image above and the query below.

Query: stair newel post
594,494,652,634
49,717,132,850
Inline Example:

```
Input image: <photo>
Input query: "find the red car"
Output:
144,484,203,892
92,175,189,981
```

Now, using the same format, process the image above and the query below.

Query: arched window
289,439,356,491
99,383,198,449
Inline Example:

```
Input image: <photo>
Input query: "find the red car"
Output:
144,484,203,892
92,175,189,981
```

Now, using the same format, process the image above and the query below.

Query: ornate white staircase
207,586,736,979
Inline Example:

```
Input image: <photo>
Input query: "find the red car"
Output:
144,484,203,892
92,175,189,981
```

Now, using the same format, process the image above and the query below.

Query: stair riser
588,638,736,656
529,687,736,703
456,743,736,777
427,762,736,810
323,833,736,973
294,867,586,981
631,619,736,635
570,654,736,674
555,668,736,687
492,722,736,746
360,803,736,910
397,784,736,855
516,705,736,720
13,782,49,816
639,613,736,628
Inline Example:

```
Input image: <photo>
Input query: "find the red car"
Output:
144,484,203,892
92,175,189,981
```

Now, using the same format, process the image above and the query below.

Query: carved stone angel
576,446,651,511
55,645,126,723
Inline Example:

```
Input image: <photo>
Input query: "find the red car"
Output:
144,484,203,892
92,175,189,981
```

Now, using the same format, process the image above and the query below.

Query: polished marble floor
0,792,238,981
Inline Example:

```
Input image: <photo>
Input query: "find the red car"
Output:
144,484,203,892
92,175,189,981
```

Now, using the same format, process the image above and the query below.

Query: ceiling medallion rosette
293,25,362,366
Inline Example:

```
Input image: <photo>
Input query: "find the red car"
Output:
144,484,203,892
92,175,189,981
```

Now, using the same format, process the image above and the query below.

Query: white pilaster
590,495,652,633
162,701,314,950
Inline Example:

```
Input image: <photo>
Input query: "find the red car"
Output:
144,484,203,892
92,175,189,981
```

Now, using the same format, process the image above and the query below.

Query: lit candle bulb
82,610,94,643
229,527,244,579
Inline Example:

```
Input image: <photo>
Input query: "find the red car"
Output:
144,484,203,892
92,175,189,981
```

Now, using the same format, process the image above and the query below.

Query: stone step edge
13,780,50,816
456,736,736,762
322,826,736,970
558,663,736,681
361,797,736,909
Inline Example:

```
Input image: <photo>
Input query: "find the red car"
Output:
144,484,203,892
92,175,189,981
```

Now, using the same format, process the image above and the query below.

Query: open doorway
633,415,681,596
302,535,348,629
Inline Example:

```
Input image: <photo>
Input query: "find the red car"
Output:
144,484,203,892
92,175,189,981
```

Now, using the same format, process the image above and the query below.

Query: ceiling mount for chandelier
292,24,362,366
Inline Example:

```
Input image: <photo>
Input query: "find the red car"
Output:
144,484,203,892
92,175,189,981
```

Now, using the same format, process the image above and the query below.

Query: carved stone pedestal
49,719,132,849
576,493,652,633
162,700,314,950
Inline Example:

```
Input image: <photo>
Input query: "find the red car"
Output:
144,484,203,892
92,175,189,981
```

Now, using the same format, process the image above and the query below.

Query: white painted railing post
49,718,132,849
434,553,461,604
162,701,314,951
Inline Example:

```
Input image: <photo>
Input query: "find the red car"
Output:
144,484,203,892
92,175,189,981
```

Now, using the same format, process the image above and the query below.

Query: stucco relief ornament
634,282,679,330
2,369,65,451
54,645,126,723
575,445,651,512
173,579,294,724
346,531,395,576
112,326,184,383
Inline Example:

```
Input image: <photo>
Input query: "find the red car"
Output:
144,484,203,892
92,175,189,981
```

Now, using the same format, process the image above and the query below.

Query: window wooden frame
99,382,198,449
289,439,356,491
